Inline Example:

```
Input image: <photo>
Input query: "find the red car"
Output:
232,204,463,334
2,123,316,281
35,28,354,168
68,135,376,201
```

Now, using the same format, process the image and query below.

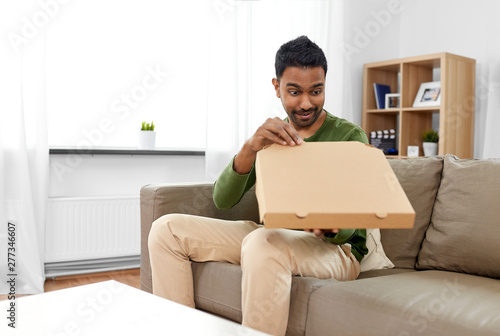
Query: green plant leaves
141,121,155,131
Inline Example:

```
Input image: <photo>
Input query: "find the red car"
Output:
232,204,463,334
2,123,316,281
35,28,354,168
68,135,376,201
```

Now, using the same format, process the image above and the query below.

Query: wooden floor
0,268,140,301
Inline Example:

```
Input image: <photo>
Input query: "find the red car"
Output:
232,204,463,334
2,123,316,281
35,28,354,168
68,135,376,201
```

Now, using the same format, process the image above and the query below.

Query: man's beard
288,107,320,127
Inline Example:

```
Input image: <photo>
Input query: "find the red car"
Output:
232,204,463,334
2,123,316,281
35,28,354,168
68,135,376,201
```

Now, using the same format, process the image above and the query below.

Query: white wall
343,0,500,158
397,0,500,158
49,154,205,198
49,0,500,199
342,0,402,125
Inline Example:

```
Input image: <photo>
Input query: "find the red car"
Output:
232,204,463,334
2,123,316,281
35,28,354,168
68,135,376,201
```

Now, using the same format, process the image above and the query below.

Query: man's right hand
233,117,302,175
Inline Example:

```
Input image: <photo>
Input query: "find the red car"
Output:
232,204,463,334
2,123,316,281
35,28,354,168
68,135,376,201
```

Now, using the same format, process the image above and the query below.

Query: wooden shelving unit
362,52,476,158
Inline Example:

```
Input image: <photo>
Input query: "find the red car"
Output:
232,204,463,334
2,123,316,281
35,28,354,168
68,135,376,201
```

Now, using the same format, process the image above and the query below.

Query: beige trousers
148,214,360,336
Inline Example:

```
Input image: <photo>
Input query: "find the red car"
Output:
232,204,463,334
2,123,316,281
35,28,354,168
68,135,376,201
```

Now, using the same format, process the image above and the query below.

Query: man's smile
294,108,317,122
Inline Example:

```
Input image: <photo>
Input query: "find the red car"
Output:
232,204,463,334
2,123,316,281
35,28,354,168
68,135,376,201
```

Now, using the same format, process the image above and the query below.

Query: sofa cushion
306,270,500,336
192,261,337,336
357,267,416,279
382,156,443,268
417,155,500,278
360,228,394,272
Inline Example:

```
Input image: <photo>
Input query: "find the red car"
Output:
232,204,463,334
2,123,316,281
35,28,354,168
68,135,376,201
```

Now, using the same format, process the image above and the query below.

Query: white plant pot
138,131,156,150
423,142,438,156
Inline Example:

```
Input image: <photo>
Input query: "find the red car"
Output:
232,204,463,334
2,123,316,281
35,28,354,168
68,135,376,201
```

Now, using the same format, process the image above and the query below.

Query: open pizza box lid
255,142,415,229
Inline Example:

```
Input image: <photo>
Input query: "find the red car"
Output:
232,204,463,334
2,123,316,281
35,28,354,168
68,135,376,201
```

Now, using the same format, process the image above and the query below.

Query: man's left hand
304,228,339,239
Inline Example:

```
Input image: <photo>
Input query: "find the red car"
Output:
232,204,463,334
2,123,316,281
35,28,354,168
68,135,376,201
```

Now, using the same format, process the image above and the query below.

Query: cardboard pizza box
255,142,415,229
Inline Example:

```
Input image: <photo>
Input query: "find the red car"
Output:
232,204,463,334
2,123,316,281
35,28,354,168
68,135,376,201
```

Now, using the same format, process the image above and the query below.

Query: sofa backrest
416,155,500,279
381,156,444,269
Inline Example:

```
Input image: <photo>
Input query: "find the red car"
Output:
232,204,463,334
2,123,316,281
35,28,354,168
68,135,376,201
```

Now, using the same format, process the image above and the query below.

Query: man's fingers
313,229,324,238
304,229,339,240
267,119,301,146
282,122,302,145
262,129,287,146
250,118,303,152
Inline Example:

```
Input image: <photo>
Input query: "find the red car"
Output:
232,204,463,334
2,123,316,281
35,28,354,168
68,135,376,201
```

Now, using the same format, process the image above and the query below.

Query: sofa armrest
140,182,260,293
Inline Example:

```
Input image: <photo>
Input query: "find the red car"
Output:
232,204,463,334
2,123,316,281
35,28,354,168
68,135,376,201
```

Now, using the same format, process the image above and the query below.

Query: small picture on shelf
385,93,400,109
373,83,391,109
413,81,441,107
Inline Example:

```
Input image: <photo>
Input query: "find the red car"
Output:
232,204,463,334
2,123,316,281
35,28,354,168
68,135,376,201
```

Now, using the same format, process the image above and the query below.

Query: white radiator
45,196,140,277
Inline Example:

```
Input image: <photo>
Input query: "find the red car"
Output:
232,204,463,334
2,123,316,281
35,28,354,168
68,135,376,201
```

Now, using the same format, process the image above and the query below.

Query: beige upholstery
417,156,500,278
140,183,259,293
140,155,500,336
382,156,443,268
306,271,500,336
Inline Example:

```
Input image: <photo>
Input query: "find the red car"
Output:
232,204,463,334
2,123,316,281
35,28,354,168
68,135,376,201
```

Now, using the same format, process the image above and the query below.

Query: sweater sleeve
323,229,368,263
213,156,256,210
347,128,369,144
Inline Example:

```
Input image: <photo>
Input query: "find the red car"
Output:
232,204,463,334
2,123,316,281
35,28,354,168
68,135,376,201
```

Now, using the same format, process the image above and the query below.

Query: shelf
367,107,440,114
362,52,475,158
366,109,400,114
49,147,205,156
386,155,437,159
402,107,440,113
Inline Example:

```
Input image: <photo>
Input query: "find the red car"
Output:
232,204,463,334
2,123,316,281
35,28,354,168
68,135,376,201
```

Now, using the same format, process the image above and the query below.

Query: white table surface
0,280,270,336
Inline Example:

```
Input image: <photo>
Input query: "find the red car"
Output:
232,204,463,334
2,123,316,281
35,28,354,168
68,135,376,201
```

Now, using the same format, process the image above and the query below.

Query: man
148,35,368,336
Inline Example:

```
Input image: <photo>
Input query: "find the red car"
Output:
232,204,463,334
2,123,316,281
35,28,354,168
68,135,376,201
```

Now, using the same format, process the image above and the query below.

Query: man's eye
289,91,299,96
312,90,322,95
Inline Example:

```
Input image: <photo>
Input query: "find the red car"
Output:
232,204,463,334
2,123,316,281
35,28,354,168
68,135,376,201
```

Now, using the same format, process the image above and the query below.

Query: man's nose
299,94,313,110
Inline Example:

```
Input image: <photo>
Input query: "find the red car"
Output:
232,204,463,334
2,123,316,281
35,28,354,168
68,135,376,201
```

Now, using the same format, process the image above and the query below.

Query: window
46,0,209,149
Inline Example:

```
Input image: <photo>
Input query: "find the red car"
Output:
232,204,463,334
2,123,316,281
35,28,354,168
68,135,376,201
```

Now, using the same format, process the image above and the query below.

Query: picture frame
413,81,441,107
385,93,400,109
407,145,419,157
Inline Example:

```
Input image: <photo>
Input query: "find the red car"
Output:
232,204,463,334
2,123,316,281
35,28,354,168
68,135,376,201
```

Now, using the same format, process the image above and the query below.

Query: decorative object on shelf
422,129,439,156
370,129,397,155
407,146,419,158
138,121,156,150
385,93,400,109
363,53,475,159
373,83,391,109
413,81,441,107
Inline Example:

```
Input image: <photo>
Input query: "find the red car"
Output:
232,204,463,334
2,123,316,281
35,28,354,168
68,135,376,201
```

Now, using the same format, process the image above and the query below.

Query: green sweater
213,111,369,263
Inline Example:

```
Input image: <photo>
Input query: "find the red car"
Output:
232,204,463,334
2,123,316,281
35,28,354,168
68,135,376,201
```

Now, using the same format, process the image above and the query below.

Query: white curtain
480,57,500,159
0,1,48,294
205,0,345,181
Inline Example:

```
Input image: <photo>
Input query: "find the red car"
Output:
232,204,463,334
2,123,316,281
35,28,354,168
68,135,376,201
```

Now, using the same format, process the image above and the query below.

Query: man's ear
272,78,280,98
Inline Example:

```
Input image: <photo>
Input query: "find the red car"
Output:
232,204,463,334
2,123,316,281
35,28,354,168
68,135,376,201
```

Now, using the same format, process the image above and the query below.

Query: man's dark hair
275,35,327,80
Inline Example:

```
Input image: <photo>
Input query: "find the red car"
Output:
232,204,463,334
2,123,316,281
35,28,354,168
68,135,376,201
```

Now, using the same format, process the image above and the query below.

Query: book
373,83,391,109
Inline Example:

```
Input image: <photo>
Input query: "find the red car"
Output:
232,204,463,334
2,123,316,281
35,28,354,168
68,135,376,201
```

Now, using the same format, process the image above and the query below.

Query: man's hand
247,117,302,152
233,118,302,174
304,229,340,240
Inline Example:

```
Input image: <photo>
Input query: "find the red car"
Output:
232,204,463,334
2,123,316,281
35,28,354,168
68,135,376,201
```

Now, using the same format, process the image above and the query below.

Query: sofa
140,154,500,336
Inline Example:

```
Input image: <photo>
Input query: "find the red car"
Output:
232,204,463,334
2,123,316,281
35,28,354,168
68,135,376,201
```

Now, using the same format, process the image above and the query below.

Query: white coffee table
0,280,270,335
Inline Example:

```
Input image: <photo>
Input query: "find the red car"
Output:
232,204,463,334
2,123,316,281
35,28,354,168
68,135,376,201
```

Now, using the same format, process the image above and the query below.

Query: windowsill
49,147,205,156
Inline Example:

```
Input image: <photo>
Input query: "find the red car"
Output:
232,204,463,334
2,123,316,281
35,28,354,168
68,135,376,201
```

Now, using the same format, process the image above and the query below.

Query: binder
373,83,391,109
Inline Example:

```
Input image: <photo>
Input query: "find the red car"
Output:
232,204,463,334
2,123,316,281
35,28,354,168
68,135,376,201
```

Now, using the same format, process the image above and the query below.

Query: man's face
273,66,325,129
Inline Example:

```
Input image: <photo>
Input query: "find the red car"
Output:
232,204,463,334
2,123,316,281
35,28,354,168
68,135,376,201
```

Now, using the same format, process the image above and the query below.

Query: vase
138,131,156,150
422,142,438,156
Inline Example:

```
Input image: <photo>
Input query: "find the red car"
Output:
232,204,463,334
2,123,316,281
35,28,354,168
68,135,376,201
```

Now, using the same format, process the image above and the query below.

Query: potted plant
138,121,156,149
422,129,439,156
